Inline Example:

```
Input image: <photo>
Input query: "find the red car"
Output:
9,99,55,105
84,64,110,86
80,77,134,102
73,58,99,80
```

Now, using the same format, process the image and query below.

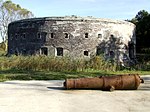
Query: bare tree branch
0,0,34,51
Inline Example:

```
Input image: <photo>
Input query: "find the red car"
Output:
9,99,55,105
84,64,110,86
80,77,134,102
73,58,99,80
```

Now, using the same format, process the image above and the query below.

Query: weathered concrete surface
0,75,150,112
8,16,136,65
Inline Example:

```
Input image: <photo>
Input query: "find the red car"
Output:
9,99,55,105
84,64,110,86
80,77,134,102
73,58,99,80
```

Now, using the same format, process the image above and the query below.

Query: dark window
41,32,47,38
22,49,27,54
51,33,54,38
85,33,88,38
110,34,114,38
110,34,116,42
64,33,69,38
96,48,101,55
37,32,47,39
57,47,63,56
15,48,19,56
37,33,41,39
41,47,48,55
109,51,115,58
22,33,26,39
98,34,102,38
15,34,18,40
84,51,88,56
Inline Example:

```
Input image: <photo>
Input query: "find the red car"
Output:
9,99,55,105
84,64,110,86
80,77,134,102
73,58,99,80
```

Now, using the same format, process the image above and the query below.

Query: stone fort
8,16,136,65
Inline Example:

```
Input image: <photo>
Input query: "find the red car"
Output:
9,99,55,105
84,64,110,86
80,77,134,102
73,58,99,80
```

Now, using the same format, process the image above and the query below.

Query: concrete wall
8,16,136,64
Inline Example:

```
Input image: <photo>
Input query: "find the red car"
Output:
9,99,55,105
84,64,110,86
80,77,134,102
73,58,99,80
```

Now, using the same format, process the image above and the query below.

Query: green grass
0,51,149,82
0,69,150,82
0,69,111,81
111,70,150,75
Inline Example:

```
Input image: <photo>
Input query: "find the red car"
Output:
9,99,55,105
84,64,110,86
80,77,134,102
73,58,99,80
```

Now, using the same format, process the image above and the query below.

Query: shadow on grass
0,69,113,81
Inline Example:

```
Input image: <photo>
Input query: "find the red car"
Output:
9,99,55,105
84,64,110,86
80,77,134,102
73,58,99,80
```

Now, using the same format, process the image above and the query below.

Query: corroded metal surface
64,74,144,91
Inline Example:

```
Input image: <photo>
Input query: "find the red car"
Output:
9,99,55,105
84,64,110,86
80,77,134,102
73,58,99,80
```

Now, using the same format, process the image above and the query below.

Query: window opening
85,33,88,38
37,32,41,39
64,33,69,38
98,34,102,38
51,33,54,38
110,34,114,38
41,47,48,55
109,51,115,58
57,47,63,56
96,48,101,55
22,49,27,54
15,34,18,40
84,51,88,56
41,32,47,38
22,33,26,39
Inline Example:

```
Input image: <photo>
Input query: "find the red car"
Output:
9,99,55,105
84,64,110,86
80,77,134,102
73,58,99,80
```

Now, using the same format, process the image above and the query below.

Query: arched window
50,33,54,38
64,33,69,38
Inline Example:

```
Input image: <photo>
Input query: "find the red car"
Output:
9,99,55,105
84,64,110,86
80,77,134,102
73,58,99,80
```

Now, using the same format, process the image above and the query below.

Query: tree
135,10,149,22
0,0,34,51
130,10,150,53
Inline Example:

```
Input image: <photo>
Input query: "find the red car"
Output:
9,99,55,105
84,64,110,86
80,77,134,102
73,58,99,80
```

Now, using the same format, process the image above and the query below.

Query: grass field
0,69,150,82
0,50,150,82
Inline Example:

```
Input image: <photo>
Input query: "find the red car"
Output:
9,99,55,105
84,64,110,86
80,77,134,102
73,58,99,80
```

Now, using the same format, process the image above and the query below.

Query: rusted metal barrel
64,74,144,91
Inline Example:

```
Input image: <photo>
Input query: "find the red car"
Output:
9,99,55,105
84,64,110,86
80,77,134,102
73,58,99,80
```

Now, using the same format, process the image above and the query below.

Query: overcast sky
11,0,150,20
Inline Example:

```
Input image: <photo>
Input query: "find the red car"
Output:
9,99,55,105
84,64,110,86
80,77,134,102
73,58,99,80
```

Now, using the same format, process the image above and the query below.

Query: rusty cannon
64,74,144,91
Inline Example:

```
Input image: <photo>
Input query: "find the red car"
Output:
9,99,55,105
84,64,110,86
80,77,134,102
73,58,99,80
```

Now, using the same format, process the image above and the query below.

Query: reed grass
0,55,117,72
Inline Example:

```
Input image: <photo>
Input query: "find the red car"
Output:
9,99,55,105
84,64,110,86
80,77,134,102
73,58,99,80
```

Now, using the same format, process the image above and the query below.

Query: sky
0,0,150,42
11,0,150,20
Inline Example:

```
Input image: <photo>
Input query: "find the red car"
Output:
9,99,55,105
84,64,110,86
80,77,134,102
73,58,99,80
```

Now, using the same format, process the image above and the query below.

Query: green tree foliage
130,10,150,53
0,0,34,51
135,10,149,21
